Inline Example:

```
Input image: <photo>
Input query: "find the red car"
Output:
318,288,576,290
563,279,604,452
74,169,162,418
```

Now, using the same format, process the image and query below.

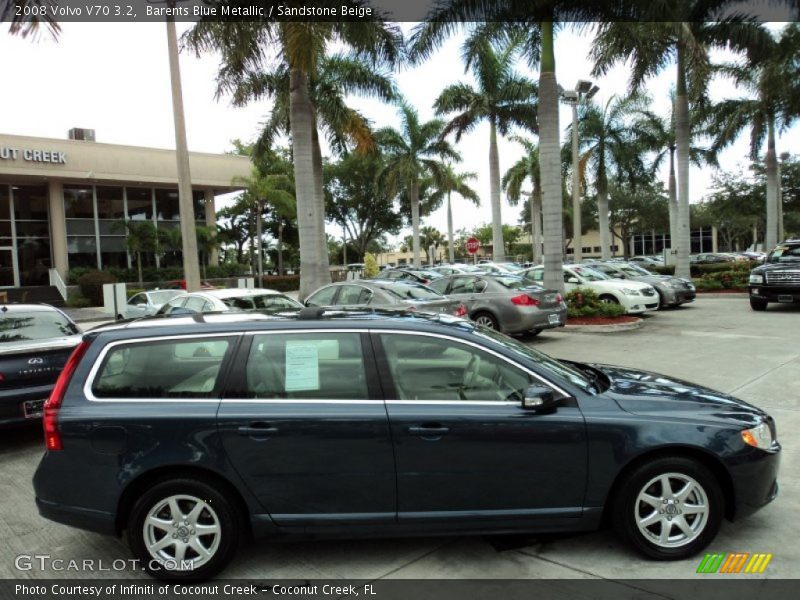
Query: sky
0,21,795,248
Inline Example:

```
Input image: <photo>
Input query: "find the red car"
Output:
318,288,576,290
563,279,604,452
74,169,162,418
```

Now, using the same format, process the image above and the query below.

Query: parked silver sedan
589,262,696,308
427,273,567,336
304,280,468,317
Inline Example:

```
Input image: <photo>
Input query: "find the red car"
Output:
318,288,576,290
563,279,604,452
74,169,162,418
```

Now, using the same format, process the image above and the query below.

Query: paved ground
2,296,797,580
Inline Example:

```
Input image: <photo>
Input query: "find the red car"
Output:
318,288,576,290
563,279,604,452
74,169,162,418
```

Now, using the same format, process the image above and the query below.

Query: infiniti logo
27,358,44,365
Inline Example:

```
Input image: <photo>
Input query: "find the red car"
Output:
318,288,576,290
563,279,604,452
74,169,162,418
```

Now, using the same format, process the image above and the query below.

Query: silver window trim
83,332,238,403
82,327,569,405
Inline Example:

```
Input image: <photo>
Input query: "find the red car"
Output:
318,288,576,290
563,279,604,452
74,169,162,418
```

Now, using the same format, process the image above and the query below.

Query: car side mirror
522,384,559,411
567,277,579,284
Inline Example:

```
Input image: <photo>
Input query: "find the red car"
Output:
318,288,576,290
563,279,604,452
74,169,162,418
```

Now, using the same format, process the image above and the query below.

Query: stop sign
466,237,480,254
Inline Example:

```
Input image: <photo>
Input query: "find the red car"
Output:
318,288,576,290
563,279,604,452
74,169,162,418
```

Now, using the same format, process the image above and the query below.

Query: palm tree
194,225,220,281
430,164,480,263
232,166,295,282
377,103,459,268
186,12,402,298
3,1,58,37
433,28,537,262
591,12,774,277
705,23,800,249
503,137,543,264
575,94,646,259
112,220,159,288
419,226,447,264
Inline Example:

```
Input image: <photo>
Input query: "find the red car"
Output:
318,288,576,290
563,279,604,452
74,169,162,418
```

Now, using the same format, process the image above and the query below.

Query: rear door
217,329,396,526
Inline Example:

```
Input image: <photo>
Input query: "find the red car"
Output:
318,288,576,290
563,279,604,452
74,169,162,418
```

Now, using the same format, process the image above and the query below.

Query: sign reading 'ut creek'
0,147,67,164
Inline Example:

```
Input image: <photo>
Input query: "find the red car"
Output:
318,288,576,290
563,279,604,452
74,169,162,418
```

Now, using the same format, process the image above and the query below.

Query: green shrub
65,293,91,308
67,266,94,285
77,270,118,306
363,253,379,278
650,265,675,275
206,263,248,278
564,287,627,319
126,288,146,299
259,275,300,292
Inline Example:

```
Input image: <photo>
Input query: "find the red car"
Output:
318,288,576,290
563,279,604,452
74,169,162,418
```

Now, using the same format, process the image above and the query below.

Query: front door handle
238,422,279,437
408,426,450,436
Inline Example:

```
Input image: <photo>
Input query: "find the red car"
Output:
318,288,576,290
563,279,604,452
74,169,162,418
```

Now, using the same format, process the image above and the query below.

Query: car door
217,330,396,526
126,293,148,318
443,276,483,313
373,331,587,525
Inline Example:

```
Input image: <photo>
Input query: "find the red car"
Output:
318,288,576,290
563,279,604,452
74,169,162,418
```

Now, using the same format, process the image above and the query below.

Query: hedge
258,275,301,292
77,270,118,306
650,261,756,278
68,263,249,285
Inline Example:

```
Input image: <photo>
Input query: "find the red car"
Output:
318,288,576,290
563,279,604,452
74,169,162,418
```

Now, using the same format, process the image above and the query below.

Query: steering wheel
462,354,481,390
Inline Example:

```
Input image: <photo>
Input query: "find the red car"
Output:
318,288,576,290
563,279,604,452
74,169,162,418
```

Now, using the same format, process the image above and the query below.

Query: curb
695,292,748,299
562,318,644,333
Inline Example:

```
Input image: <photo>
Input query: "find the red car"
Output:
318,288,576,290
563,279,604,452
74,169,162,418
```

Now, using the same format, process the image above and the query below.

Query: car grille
641,287,656,296
765,271,800,285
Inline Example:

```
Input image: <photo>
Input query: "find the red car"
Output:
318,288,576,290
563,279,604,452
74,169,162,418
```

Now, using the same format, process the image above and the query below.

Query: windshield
767,245,800,263
221,294,301,312
472,327,594,392
570,266,609,281
492,275,529,290
620,264,651,276
149,290,184,305
0,310,79,342
381,283,443,301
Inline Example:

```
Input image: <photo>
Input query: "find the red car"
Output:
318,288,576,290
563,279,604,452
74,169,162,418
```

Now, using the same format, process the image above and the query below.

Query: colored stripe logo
697,553,772,574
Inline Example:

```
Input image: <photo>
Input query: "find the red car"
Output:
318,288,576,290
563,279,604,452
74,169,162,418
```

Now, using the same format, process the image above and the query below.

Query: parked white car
121,289,185,320
519,265,660,314
157,288,302,316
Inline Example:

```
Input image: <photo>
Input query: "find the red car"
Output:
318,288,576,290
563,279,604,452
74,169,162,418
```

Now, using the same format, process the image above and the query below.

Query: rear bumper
502,306,568,334
35,497,117,536
0,384,53,426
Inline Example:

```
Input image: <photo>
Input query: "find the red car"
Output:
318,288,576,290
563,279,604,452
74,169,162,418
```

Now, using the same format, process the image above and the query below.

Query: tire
527,328,542,337
128,478,241,581
116,314,124,321
750,297,768,311
598,294,620,305
473,311,499,330
612,457,723,560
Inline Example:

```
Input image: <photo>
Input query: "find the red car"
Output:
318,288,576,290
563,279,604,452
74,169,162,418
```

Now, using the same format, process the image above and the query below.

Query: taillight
421,279,430,284
556,294,563,303
511,294,540,306
453,304,468,317
44,340,90,452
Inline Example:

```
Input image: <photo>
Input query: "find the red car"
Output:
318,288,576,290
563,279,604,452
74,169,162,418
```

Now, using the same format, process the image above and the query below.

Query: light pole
151,0,201,291
779,152,789,242
560,80,599,263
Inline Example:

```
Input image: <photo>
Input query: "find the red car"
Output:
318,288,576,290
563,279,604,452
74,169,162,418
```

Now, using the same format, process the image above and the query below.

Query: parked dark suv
34,310,780,580
748,239,800,310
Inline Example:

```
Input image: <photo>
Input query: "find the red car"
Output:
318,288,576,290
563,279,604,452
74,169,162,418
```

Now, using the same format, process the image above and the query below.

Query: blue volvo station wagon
33,309,780,580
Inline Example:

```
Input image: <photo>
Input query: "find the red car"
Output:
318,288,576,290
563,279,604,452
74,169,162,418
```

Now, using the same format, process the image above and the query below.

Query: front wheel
612,457,723,560
750,297,768,311
598,294,620,305
128,478,241,581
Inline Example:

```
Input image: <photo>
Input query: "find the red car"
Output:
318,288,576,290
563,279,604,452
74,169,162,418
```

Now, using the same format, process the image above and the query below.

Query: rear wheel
612,457,722,560
473,311,499,330
750,297,768,311
128,478,241,581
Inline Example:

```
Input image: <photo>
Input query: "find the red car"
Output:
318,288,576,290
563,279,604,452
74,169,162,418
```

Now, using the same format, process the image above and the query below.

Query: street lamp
779,152,790,242
560,80,599,263
149,0,201,291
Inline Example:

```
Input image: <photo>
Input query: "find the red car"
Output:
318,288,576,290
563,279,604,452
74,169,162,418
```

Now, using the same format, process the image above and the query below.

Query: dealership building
0,131,250,293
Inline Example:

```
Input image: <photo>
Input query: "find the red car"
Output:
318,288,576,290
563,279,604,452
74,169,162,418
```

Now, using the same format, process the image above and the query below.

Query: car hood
751,261,800,274
589,363,767,428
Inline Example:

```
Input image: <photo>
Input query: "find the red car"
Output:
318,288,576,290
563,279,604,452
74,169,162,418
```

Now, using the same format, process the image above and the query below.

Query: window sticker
285,343,320,392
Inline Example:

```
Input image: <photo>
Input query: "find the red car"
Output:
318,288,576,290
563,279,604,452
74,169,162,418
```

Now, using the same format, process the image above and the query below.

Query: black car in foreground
34,310,780,580
749,239,800,310
0,304,82,426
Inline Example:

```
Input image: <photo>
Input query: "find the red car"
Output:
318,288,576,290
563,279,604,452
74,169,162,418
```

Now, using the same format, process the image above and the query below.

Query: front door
374,331,587,525
0,247,19,288
217,330,396,526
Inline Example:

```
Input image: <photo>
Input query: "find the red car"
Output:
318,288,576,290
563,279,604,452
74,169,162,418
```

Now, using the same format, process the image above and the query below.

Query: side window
563,271,573,283
427,278,450,295
92,337,234,398
185,297,207,313
379,334,531,402
526,270,544,282
244,332,368,400
336,285,372,305
128,293,145,306
474,279,488,293
306,286,338,307
449,277,475,294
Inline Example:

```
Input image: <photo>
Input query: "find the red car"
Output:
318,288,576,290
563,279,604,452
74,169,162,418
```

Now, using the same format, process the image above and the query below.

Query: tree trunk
570,103,582,263
538,22,564,294
311,122,331,283
765,117,779,249
447,191,455,263
256,199,263,285
410,180,421,268
674,35,692,279
597,160,611,261
531,185,543,264
668,144,678,251
137,252,143,288
290,68,327,300
278,219,284,276
489,121,505,262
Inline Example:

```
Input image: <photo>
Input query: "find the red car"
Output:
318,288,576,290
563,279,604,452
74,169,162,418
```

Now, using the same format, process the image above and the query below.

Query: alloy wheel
635,473,709,548
143,494,221,569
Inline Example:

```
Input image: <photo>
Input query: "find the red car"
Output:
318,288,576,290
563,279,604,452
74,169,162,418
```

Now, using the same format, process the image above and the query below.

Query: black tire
527,329,542,337
750,297,768,311
599,294,620,305
116,314,124,321
128,477,241,581
473,311,499,330
656,292,667,310
612,456,723,560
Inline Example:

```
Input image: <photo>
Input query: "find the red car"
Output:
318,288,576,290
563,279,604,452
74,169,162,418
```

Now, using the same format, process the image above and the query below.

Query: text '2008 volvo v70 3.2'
33,309,779,580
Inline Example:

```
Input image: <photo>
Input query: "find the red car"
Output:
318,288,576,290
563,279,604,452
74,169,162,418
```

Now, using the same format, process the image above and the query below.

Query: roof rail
298,307,326,320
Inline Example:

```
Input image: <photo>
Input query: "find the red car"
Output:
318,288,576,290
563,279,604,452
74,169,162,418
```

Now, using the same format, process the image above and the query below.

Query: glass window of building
0,185,10,221
193,190,206,222
67,236,98,268
96,186,125,220
126,187,153,221
99,235,128,269
155,188,181,222
64,186,95,219
12,185,48,221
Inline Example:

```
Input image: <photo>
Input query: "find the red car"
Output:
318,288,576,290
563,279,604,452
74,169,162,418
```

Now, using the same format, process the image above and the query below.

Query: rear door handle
238,423,279,436
408,426,450,436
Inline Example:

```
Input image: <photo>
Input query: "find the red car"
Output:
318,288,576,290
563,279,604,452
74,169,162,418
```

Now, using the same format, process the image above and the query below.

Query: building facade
0,132,250,289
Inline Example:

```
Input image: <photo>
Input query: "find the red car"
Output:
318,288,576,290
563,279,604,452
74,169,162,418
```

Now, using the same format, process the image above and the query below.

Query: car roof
195,288,284,299
0,303,67,314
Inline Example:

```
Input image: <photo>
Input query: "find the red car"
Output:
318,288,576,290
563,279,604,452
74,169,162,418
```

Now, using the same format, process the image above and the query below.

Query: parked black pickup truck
749,239,800,310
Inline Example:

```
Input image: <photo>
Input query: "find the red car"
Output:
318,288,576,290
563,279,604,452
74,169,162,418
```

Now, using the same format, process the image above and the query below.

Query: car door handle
237,423,279,436
408,426,450,436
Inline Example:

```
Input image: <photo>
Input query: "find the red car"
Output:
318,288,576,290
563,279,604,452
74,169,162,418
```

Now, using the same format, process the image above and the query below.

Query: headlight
621,288,641,296
749,273,764,284
667,280,683,289
742,422,773,450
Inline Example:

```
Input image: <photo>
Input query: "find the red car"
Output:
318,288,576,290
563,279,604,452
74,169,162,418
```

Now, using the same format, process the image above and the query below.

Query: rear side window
244,332,368,400
92,337,234,399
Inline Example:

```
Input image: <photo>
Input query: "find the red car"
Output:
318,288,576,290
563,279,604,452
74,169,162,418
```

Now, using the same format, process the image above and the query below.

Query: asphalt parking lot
1,296,797,581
